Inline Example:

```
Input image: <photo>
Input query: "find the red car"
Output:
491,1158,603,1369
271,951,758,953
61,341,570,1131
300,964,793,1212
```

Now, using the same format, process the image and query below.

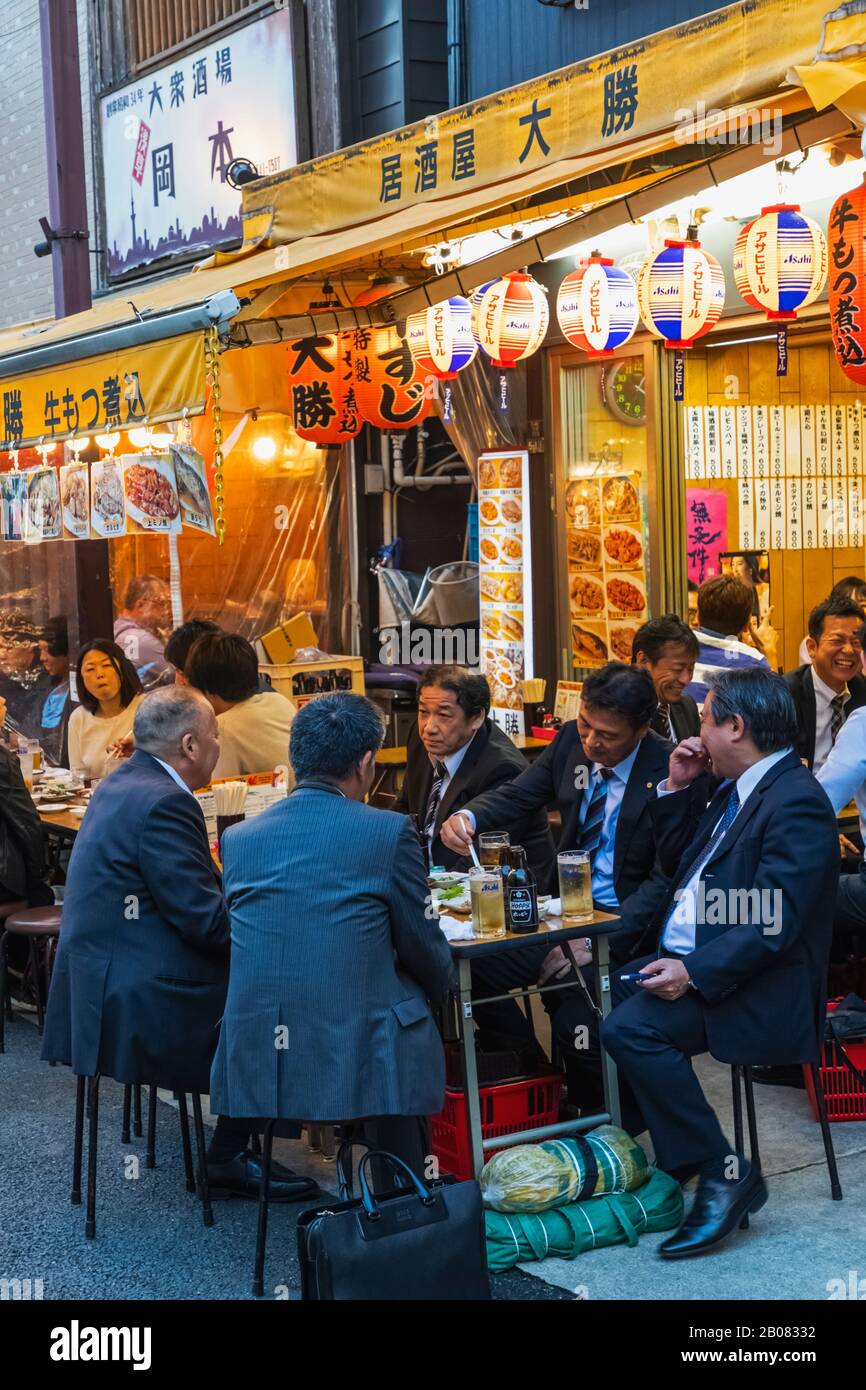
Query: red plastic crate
804,1000,866,1123
430,1074,562,1181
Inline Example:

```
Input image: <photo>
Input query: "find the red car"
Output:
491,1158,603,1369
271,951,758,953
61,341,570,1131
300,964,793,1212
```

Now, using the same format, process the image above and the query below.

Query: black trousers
210,1113,430,1190
600,954,731,1177
469,940,555,1055
833,869,866,964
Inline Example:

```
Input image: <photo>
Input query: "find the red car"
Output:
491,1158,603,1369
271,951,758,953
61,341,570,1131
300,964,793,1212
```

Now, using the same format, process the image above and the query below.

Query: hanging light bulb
95,432,121,454
146,429,174,449
127,427,152,449
252,434,277,462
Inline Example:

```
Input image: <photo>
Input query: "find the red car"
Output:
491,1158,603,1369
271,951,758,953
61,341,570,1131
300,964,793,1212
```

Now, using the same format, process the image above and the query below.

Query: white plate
40,802,71,813
70,806,87,818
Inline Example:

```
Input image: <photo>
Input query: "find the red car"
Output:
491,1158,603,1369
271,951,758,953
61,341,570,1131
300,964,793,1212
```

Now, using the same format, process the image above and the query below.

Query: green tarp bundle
484,1167,684,1272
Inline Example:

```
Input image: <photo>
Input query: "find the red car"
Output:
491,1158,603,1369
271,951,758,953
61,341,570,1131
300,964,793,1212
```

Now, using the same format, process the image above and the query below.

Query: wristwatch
584,938,592,954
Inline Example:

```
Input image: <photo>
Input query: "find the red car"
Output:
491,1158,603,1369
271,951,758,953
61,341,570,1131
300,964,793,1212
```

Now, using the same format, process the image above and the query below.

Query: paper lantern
469,280,498,344
556,257,638,358
351,282,431,431
287,331,361,445
732,204,827,321
406,296,477,421
472,272,549,368
827,180,866,385
637,237,725,348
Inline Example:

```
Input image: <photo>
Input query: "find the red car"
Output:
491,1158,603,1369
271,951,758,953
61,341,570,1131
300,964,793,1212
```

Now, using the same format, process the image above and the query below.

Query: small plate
41,802,71,813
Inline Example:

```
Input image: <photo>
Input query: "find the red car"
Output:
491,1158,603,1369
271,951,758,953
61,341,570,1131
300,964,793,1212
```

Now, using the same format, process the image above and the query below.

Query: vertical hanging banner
754,475,771,550
752,406,769,479
770,471,786,550
848,404,864,547
737,405,753,479
832,404,848,548
704,405,721,479
802,474,817,550
786,476,802,549
816,405,831,478
785,403,802,481
818,473,833,549
769,405,785,478
673,352,685,402
684,407,705,479
478,451,532,736
720,406,737,479
801,405,816,479
686,487,727,585
738,475,755,550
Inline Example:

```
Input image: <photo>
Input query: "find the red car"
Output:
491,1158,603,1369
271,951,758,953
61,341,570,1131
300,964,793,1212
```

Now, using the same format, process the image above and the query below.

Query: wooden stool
0,904,61,1050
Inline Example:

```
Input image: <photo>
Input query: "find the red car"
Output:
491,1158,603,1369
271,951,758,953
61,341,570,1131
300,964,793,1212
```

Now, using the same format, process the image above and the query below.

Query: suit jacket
393,720,555,881
650,695,700,743
782,664,866,770
0,745,46,900
463,724,707,957
210,783,453,1122
653,751,838,1065
41,751,229,1092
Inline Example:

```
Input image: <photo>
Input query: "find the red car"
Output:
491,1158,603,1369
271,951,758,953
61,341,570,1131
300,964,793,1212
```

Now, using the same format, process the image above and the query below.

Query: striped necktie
423,760,447,841
576,766,614,863
830,693,847,746
657,702,674,741
660,783,741,938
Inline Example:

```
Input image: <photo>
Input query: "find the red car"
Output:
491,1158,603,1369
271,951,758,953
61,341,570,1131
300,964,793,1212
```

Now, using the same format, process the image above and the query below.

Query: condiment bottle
504,846,539,933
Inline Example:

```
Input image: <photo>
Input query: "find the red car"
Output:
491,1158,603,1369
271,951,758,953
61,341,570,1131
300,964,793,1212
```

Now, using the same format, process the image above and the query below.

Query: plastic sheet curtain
437,356,527,482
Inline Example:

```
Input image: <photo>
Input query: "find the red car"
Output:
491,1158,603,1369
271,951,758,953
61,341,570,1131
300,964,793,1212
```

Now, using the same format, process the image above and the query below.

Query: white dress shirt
817,704,866,839
578,743,641,909
811,667,849,775
661,746,793,955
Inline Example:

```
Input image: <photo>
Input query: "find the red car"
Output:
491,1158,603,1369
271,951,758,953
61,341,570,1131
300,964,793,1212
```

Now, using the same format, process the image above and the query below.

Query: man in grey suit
210,692,453,1181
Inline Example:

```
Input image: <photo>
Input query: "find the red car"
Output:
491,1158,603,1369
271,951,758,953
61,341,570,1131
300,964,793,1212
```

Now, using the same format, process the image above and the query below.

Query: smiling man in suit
783,595,866,773
632,614,701,743
602,667,839,1258
393,665,554,884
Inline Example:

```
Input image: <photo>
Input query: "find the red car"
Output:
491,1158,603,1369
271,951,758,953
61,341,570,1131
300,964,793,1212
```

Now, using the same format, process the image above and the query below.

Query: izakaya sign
99,9,298,277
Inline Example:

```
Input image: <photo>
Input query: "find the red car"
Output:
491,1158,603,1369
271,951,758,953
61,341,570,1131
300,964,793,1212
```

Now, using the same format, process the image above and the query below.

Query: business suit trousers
470,941,561,1058
601,955,732,1177
833,867,866,964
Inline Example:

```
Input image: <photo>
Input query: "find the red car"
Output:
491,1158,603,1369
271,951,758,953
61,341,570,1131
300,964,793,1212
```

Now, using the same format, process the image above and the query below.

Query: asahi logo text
671,883,783,935
379,626,479,667
674,102,782,158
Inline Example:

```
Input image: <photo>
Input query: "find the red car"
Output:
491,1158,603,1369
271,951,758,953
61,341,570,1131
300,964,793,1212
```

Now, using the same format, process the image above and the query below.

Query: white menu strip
754,475,770,550
720,405,737,479
739,475,754,550
818,474,832,550
685,406,705,479
786,476,801,550
704,405,721,480
770,473,786,551
801,405,816,480
752,405,769,480
785,404,801,480
832,404,847,479
737,404,752,478
801,472,817,550
769,405,784,479
816,404,831,479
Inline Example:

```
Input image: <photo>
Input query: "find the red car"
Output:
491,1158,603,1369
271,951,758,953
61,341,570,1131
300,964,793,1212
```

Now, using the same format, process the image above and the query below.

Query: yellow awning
793,0,866,125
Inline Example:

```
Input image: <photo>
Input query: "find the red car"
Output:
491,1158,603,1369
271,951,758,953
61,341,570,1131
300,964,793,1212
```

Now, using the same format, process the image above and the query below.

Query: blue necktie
660,783,741,938
577,766,613,863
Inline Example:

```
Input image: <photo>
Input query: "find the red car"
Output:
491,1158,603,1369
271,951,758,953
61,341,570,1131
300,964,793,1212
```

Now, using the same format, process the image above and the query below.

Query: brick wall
0,0,96,329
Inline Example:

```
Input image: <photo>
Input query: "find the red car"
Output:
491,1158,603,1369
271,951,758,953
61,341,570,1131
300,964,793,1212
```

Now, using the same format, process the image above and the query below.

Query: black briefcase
297,1149,491,1301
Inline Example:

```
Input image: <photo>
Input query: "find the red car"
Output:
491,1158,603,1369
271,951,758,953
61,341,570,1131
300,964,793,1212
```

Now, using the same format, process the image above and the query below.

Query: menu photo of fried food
501,496,522,525
572,622,608,668
603,525,643,569
479,536,500,565
480,571,523,605
60,463,90,540
91,458,126,537
479,458,499,490
479,498,500,525
171,444,215,535
609,624,639,663
606,573,647,617
602,475,640,523
565,479,600,528
25,467,62,540
569,571,605,617
122,453,181,534
567,527,602,570
497,529,523,567
498,456,522,489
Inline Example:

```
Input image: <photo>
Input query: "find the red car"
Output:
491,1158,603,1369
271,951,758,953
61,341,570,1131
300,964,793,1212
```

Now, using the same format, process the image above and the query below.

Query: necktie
576,766,613,863
660,783,740,938
830,693,847,746
657,702,674,741
423,761,447,842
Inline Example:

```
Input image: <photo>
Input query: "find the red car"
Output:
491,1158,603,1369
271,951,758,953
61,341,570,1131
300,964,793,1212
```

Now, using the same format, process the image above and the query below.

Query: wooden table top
446,907,620,959
376,734,549,767
38,804,88,836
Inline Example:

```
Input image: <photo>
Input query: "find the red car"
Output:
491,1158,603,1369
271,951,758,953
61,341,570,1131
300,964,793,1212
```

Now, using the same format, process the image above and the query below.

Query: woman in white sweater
67,640,144,781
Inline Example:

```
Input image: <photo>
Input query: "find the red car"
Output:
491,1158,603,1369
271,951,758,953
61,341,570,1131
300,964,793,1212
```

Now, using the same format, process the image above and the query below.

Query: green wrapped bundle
484,1167,684,1272
480,1125,649,1214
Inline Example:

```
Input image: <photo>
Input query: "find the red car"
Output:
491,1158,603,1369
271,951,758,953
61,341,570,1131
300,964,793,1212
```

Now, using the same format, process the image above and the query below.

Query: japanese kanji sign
686,488,727,587
99,8,297,276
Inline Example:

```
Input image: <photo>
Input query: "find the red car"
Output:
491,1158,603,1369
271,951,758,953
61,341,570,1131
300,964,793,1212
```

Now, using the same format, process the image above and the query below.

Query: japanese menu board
477,451,534,738
565,472,649,668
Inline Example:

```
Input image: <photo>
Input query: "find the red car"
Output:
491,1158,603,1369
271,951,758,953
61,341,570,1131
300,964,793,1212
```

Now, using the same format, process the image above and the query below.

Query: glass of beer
557,851,593,924
469,866,507,939
479,831,510,867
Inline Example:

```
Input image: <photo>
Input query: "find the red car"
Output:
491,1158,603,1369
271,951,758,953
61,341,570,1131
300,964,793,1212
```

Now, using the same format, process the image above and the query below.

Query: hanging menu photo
477,451,533,737
565,472,648,667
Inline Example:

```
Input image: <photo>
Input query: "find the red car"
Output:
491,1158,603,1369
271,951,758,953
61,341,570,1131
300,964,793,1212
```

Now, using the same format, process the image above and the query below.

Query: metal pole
39,0,113,646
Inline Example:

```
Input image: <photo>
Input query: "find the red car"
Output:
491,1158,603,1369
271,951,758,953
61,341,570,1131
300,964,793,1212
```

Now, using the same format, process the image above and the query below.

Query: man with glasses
783,596,866,773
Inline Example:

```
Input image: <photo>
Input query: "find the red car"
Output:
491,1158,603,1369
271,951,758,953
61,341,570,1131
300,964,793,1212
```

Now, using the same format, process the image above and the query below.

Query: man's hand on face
666,737,710,791
632,956,691,1000
440,812,475,855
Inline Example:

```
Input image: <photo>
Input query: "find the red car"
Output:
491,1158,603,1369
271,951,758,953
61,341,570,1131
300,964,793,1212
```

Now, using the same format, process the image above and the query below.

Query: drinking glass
557,851,593,924
479,831,510,867
469,866,506,940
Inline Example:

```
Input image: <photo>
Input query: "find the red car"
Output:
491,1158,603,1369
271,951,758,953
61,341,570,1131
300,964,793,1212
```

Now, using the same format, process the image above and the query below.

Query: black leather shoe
658,1158,767,1259
749,1064,805,1089
207,1151,319,1203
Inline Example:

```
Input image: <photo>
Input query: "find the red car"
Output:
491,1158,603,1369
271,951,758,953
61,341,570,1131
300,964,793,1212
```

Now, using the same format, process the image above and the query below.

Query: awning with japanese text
0,333,205,451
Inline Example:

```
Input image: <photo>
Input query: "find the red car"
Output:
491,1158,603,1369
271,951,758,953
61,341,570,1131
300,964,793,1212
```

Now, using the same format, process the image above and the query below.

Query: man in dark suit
783,595,866,773
602,668,839,1257
393,665,554,882
632,614,701,742
41,687,314,1203
440,664,706,1049
210,693,453,1185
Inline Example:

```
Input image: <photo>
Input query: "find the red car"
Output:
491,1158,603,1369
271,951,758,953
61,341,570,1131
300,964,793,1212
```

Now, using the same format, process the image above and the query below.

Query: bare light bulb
252,435,277,462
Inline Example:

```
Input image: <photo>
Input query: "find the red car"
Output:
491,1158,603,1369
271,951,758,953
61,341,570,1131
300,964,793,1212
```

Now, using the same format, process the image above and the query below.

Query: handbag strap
357,1150,434,1216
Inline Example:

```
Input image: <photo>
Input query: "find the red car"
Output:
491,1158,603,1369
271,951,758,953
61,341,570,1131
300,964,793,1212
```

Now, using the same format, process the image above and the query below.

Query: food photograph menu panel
565,472,649,668
477,450,533,737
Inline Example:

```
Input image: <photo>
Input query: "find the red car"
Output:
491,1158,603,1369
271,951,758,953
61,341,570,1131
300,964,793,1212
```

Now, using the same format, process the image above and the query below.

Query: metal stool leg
249,1130,262,1156
71,1075,86,1204
809,1063,843,1201
121,1085,132,1144
28,937,45,1033
0,930,8,1051
177,1094,195,1193
190,1092,214,1228
146,1083,157,1169
742,1066,761,1169
252,1119,275,1297
85,1075,100,1239
730,1065,749,1230
133,1084,143,1137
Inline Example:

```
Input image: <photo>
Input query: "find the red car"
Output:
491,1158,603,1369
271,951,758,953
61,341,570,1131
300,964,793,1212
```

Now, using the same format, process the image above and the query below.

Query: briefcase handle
357,1150,437,1219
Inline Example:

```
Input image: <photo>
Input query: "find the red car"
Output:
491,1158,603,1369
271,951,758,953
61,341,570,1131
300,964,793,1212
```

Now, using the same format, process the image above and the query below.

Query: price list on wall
683,404,866,550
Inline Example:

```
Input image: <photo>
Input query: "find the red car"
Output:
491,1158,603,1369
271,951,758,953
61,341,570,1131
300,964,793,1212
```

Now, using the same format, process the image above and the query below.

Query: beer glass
479,831,510,867
469,866,507,939
557,851,593,924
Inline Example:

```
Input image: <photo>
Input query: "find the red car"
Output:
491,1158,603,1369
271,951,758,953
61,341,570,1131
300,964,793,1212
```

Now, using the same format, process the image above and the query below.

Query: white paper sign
848,404,863,480
816,405,831,479
738,475,754,549
754,474,770,550
849,470,863,548
704,406,721,479
720,406,737,478
769,405,784,479
752,406,769,480
818,473,832,550
832,405,847,479
684,407,705,479
802,472,817,550
771,473,786,550
785,404,801,479
801,406,816,480
786,477,801,550
737,405,752,478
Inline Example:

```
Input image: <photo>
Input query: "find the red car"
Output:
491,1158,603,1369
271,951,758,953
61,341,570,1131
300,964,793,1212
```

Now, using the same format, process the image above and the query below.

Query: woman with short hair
67,640,144,780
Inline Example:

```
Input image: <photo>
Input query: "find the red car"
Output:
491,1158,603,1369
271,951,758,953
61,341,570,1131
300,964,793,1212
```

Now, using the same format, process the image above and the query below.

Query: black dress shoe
749,1064,805,1089
207,1151,319,1203
659,1158,767,1259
